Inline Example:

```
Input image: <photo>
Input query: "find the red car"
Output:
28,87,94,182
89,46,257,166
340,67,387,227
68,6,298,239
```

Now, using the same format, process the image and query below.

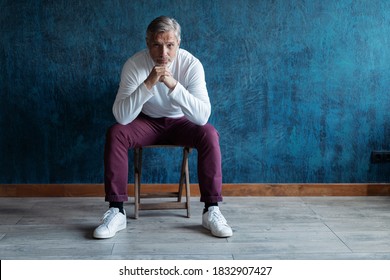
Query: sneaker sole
211,229,233,238
93,223,126,239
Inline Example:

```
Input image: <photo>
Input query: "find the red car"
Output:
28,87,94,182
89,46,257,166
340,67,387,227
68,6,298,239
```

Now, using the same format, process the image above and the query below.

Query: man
93,16,232,239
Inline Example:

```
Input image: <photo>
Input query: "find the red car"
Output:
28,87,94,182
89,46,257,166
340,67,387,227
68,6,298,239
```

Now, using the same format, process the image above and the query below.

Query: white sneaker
202,206,233,237
93,208,126,239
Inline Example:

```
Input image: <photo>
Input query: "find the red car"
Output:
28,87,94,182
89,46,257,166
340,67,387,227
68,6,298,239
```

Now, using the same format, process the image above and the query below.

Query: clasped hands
144,65,177,90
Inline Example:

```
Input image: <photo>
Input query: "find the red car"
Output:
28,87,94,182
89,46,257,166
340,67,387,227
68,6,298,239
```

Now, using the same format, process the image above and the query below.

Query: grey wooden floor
1,196,390,260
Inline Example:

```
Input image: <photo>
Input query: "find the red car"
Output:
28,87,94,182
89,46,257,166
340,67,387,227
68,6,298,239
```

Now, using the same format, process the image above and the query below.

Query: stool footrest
139,202,188,210
140,192,180,199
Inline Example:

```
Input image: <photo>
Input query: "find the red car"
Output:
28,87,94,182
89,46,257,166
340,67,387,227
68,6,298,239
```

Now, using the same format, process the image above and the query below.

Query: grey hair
146,16,181,43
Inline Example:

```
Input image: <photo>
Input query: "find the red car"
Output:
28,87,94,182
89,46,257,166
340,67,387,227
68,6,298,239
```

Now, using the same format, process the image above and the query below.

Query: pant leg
104,115,165,202
165,118,223,203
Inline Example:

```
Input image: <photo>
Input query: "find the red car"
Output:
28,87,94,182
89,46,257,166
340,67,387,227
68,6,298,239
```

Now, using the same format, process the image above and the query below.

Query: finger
154,66,166,72
158,68,169,76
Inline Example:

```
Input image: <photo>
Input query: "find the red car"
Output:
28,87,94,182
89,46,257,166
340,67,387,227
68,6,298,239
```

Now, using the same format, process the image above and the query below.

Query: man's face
147,30,180,66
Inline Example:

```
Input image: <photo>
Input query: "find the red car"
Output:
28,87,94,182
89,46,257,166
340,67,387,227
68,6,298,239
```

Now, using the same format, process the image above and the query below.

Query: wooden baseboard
1,183,390,197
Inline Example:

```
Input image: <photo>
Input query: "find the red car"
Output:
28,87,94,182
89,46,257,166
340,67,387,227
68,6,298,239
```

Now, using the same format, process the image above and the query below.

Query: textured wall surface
1,0,390,184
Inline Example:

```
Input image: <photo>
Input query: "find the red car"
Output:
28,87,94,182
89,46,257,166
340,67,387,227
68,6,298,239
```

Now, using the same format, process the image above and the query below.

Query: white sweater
113,48,211,126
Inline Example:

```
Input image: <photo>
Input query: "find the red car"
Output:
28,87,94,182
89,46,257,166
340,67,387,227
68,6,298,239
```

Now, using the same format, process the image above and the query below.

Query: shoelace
101,209,116,224
210,209,228,225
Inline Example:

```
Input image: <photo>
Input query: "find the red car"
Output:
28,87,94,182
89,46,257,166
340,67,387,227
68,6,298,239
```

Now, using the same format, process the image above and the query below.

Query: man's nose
160,45,168,56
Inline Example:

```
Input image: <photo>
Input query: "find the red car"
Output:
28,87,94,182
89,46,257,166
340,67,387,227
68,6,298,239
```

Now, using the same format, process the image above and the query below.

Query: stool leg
178,149,185,202
134,147,142,219
185,148,191,218
178,147,191,218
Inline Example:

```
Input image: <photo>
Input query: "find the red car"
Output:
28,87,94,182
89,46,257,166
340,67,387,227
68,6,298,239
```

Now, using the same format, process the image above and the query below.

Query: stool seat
133,145,191,219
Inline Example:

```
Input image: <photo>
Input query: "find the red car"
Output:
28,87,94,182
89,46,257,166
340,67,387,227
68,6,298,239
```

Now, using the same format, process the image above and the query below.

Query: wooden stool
133,145,191,219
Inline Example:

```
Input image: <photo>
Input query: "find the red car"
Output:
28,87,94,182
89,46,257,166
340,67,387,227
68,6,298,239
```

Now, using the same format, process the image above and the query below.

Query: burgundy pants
104,113,223,203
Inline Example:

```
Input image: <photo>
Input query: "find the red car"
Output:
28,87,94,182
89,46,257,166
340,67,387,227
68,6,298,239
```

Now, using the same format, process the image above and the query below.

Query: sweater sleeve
112,60,154,125
168,60,211,126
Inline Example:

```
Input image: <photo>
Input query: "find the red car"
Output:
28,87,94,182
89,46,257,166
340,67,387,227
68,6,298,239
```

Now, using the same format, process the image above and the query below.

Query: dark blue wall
1,0,390,184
